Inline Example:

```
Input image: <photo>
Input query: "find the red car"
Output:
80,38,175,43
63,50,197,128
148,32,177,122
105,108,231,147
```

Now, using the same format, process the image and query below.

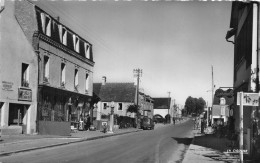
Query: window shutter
40,13,46,34
58,25,63,43
45,15,51,37
62,28,67,45
84,43,90,59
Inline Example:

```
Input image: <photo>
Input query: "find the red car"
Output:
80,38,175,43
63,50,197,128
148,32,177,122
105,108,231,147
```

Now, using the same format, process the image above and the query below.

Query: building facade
226,1,260,158
153,97,172,119
0,0,38,134
93,77,154,122
0,0,94,135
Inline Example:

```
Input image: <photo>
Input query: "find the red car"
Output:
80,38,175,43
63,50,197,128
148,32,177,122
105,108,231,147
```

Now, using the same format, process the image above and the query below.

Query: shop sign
2,81,13,91
18,88,32,101
237,92,259,106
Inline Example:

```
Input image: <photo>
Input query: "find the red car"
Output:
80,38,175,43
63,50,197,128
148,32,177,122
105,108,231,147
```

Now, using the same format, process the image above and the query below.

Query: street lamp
107,101,115,133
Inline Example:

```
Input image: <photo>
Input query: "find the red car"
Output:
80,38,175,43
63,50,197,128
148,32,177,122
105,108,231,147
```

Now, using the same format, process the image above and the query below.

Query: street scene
1,0,260,162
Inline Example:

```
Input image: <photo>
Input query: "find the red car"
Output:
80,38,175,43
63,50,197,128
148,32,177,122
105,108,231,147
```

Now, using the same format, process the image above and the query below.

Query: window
40,13,51,37
84,43,90,59
73,35,79,53
118,103,123,111
221,106,225,116
43,56,49,83
21,63,29,87
61,63,66,87
85,73,89,93
103,103,107,110
74,69,79,92
220,98,226,105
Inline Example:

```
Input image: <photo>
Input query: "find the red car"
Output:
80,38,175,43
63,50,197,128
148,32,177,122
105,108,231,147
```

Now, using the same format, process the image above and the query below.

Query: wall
0,0,38,134
154,109,169,118
38,41,93,96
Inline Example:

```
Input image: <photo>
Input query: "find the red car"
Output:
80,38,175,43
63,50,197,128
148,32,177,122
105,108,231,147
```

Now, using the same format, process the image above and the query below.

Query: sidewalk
0,127,142,157
183,127,240,163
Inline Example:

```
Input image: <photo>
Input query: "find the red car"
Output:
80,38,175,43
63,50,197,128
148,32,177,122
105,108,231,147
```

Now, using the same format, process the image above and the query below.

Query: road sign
237,92,259,106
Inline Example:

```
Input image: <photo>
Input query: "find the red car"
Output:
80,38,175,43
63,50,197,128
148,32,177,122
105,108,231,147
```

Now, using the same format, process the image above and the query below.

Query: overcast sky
34,0,234,107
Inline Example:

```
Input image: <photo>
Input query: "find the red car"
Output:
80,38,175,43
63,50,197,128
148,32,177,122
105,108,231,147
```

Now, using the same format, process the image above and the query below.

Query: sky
34,0,234,107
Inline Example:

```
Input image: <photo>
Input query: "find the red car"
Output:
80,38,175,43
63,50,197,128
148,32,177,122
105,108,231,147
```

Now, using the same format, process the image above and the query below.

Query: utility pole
168,91,171,123
133,68,142,127
211,65,214,125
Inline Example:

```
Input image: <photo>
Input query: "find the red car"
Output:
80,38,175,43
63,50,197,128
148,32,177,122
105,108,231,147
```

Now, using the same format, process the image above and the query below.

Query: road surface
0,120,194,163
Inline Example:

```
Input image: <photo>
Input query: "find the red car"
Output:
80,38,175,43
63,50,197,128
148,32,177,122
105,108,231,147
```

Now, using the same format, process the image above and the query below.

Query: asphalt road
0,120,194,163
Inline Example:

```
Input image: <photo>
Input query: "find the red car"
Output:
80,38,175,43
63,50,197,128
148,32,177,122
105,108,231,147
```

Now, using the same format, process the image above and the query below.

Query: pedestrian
86,115,91,131
201,118,205,134
173,117,175,125
102,123,107,133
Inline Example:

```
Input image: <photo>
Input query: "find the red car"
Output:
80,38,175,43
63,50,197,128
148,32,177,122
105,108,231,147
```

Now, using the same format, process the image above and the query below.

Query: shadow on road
172,137,193,163
192,134,231,152
171,137,193,146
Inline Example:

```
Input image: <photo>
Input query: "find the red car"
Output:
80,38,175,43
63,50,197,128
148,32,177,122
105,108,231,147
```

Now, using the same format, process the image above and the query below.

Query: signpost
237,92,259,162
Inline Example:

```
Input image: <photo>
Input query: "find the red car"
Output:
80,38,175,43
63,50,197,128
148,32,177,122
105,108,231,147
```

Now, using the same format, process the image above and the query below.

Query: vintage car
141,117,154,130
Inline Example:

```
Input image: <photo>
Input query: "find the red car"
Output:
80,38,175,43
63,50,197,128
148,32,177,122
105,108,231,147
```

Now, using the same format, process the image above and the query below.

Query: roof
153,98,171,109
93,83,136,102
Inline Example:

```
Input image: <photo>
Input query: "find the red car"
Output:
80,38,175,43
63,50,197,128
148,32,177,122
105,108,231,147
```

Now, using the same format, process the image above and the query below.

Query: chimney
102,76,106,85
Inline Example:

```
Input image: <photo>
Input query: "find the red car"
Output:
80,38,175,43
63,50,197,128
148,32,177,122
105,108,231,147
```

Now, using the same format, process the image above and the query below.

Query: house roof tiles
153,98,171,109
93,83,136,103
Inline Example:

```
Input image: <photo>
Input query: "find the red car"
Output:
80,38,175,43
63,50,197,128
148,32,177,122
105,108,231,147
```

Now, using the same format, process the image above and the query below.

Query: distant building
153,98,171,119
212,89,234,125
93,77,154,122
0,0,94,135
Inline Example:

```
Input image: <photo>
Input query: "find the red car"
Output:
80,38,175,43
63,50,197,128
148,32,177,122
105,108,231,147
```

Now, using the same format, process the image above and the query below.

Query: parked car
141,117,154,130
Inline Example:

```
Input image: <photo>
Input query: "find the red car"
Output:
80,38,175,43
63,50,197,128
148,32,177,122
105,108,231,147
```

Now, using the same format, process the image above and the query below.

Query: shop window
21,63,29,87
103,103,107,110
84,43,90,59
61,63,66,87
43,56,50,83
74,69,79,92
85,73,89,94
118,103,123,111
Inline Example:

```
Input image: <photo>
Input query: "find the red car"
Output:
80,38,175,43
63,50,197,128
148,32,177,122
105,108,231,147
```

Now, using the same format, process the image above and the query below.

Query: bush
116,116,136,129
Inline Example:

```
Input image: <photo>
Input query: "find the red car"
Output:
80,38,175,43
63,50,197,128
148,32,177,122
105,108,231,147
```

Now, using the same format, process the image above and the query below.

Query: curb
0,129,143,157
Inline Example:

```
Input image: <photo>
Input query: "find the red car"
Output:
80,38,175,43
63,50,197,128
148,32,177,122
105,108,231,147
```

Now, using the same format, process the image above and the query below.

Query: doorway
9,103,29,133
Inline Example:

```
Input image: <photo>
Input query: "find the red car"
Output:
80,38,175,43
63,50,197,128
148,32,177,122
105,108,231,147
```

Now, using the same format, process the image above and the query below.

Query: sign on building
237,93,259,106
2,81,13,91
18,88,32,101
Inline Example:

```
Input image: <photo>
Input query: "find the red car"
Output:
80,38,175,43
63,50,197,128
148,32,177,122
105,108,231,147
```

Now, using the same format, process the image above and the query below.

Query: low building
153,97,171,119
212,89,234,125
93,77,154,128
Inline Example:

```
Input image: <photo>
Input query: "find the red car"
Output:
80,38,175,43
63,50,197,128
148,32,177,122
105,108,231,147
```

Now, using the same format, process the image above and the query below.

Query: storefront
37,85,92,136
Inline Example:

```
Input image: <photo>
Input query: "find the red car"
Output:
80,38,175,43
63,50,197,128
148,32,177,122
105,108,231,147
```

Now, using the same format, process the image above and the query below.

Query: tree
185,96,206,116
127,104,140,113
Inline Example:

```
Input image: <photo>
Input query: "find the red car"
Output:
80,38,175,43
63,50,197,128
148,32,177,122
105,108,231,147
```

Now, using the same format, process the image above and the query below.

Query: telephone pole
133,68,142,112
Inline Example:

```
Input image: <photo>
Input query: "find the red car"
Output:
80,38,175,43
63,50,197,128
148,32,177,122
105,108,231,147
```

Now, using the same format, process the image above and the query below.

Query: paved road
0,120,194,163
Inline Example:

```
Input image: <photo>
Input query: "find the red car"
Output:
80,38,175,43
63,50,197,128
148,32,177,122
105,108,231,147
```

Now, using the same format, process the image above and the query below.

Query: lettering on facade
2,81,14,91
18,88,32,101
